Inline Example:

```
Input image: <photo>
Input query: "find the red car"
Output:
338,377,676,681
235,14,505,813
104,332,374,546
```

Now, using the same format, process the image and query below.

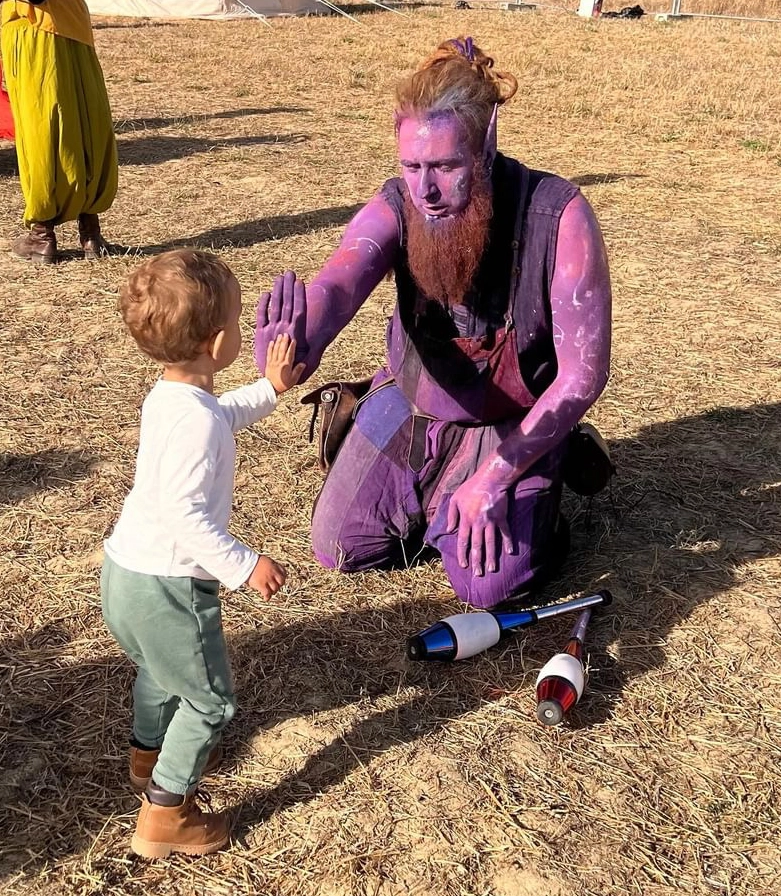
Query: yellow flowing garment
1,4,117,226
1,1,94,48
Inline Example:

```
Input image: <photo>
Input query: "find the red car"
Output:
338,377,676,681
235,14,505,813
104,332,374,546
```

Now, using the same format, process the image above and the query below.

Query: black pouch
561,423,615,496
300,378,374,473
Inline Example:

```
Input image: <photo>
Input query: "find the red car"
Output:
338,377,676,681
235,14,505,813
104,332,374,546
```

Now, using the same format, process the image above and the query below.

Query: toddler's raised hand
265,334,306,394
247,555,287,600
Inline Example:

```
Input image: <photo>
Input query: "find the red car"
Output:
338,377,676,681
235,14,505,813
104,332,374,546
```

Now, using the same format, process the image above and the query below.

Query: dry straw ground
1,6,780,896
627,0,781,17
648,1,781,16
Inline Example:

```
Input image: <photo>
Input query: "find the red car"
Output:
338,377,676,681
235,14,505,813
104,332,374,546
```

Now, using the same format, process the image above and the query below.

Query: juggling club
535,607,593,726
406,590,612,662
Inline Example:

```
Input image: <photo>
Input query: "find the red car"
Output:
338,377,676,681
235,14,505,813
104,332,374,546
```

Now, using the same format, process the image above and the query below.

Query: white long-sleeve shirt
105,377,277,590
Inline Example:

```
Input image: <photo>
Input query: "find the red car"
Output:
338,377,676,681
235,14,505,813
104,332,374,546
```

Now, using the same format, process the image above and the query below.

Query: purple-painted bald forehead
395,112,474,156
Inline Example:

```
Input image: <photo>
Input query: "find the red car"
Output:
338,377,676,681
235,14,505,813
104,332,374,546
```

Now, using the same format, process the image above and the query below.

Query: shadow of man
116,132,307,167
113,106,309,134
563,400,781,724
131,203,365,254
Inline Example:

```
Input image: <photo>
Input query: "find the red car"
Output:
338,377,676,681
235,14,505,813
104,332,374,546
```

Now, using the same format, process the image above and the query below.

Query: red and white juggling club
535,607,592,726
406,590,612,662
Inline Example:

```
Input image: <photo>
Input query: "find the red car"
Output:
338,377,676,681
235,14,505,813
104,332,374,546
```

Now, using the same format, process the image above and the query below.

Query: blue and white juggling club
406,590,612,662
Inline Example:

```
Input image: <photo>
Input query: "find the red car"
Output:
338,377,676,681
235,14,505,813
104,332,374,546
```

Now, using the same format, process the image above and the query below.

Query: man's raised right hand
254,270,309,376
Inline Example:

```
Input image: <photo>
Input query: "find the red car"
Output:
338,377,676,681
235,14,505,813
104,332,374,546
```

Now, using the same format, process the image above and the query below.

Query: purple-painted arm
254,193,400,382
447,192,612,574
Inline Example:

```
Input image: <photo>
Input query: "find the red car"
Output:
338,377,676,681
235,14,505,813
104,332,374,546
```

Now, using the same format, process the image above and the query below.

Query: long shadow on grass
114,107,309,134
562,400,781,726
0,449,95,507
132,202,364,252
117,132,308,167
0,403,778,872
569,172,646,187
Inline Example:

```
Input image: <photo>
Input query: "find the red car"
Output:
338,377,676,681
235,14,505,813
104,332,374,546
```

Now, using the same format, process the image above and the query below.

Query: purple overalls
311,155,580,608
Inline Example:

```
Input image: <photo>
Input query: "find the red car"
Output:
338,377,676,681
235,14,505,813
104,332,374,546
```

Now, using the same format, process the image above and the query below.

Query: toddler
102,249,303,858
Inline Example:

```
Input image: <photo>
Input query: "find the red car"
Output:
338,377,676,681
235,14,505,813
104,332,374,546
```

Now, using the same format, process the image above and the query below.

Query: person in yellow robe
1,1,118,263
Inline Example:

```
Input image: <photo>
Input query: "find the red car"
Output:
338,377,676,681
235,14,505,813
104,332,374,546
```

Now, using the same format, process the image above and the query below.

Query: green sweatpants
1,21,118,226
101,554,236,795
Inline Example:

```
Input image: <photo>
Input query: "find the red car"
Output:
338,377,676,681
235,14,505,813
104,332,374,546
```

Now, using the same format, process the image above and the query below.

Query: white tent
86,1,322,18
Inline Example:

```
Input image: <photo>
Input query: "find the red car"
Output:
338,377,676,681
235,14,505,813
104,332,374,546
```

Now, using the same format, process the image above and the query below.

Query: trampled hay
0,7,780,896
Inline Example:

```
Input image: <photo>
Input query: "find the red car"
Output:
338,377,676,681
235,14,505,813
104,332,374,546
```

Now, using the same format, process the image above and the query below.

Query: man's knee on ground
311,519,402,573
444,544,560,610
312,540,350,571
312,499,347,570
449,571,508,610
311,534,373,573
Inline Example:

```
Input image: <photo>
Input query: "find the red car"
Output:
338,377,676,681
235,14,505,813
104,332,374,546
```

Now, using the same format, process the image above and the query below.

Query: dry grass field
1,6,780,896
650,1,781,16
625,0,781,16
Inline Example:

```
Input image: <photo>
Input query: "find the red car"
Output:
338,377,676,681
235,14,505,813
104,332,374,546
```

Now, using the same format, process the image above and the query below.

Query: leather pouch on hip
561,422,616,496
301,378,374,473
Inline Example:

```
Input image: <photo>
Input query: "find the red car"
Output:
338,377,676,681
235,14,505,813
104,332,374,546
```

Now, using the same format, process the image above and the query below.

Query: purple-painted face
397,115,476,219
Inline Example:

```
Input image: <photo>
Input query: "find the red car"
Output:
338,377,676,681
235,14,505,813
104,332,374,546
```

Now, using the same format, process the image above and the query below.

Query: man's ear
482,102,498,172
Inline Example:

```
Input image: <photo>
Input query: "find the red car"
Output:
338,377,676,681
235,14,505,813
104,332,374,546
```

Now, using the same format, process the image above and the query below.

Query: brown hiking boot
129,742,224,794
131,783,230,858
78,213,111,260
12,222,57,264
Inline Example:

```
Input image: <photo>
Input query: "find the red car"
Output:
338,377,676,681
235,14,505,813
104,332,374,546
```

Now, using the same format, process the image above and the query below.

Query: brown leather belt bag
300,378,374,472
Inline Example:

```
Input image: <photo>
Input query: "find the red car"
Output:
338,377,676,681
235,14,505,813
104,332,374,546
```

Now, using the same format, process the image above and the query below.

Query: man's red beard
403,172,492,308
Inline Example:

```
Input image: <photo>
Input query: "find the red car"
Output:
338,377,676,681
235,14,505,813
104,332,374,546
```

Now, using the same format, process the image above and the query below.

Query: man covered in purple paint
254,38,612,609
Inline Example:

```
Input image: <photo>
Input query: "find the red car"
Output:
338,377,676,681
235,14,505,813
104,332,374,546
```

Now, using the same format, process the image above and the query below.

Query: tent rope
362,0,410,16
232,0,273,24
315,0,364,24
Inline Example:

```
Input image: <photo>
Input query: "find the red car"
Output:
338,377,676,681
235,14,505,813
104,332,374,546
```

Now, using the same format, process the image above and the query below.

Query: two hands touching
254,271,310,381
262,334,305,395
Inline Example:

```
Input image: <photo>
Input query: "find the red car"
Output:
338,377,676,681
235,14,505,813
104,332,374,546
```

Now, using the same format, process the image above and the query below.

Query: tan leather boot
12,222,57,264
131,783,230,858
77,213,111,260
129,742,224,794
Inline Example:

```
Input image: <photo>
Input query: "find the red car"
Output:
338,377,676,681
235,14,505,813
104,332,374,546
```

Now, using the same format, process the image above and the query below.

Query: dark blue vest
382,154,579,419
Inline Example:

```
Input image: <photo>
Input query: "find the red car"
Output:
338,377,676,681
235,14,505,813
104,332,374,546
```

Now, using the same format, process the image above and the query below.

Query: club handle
532,589,612,623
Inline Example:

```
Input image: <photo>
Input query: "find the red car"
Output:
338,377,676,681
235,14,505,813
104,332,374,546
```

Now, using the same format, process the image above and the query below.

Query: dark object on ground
603,5,644,17
561,423,616,497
